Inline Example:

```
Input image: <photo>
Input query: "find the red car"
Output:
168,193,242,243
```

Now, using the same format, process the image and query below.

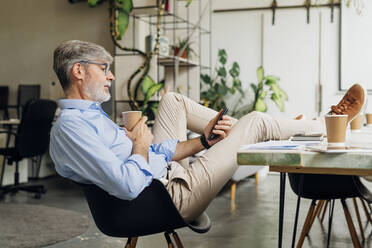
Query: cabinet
113,0,212,122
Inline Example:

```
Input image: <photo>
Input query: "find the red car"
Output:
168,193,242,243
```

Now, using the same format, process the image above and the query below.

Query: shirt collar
59,99,101,111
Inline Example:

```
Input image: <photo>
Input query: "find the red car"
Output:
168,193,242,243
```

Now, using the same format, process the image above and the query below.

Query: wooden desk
237,128,372,248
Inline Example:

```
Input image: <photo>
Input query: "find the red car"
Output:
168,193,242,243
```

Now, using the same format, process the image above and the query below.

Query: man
50,40,366,222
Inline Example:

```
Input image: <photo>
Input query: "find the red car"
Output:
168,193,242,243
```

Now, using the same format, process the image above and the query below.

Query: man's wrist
200,134,211,149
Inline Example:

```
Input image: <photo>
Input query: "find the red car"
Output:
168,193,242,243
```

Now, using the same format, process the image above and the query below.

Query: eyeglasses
79,60,110,75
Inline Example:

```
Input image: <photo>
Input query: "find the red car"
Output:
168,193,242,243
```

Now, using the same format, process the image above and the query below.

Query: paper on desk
240,140,323,150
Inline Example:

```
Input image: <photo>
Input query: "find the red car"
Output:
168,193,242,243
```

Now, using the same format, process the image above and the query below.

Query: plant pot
174,47,188,59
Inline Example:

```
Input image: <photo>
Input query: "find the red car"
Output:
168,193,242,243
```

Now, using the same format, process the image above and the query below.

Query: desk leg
278,172,286,248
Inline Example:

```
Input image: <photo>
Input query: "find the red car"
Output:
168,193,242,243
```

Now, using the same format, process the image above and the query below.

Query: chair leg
255,172,259,185
359,197,372,225
341,199,361,248
164,232,174,248
230,181,237,202
327,199,335,248
296,199,316,248
0,156,6,186
291,196,301,248
130,237,138,248
353,198,365,241
125,237,132,248
320,200,329,224
316,200,325,217
308,200,324,235
172,231,184,248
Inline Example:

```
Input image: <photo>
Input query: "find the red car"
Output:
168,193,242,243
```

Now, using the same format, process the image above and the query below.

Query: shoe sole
348,86,368,124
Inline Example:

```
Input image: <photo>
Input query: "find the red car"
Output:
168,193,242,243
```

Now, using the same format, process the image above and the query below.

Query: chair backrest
16,99,57,158
83,180,187,237
0,86,9,119
17,85,41,118
288,173,361,200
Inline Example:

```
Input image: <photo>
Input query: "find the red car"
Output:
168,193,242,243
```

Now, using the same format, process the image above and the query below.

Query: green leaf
88,0,99,7
259,90,267,99
144,83,164,103
150,102,159,115
186,0,193,7
250,83,257,93
233,79,241,87
254,98,267,112
216,84,228,96
265,75,280,81
117,9,130,40
271,93,285,112
200,74,212,85
229,62,240,77
121,0,133,13
256,66,264,84
217,67,227,77
218,49,227,65
141,75,155,94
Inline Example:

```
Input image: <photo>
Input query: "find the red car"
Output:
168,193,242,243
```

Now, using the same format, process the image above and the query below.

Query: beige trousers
152,92,324,221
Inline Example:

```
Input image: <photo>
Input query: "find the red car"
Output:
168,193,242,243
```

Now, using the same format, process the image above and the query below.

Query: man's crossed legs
152,92,324,221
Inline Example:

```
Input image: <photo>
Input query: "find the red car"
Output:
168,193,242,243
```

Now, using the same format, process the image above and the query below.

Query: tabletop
237,127,372,176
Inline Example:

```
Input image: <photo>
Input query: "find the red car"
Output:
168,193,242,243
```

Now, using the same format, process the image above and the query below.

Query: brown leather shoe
329,84,367,122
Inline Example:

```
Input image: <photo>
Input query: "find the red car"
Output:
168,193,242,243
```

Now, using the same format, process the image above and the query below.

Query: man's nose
107,71,115,80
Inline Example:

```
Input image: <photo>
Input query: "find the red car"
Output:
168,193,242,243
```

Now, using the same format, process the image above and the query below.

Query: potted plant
250,66,288,112
201,49,288,117
200,49,246,115
173,38,196,59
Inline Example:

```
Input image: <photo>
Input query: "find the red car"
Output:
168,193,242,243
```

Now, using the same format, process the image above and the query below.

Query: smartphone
208,108,228,140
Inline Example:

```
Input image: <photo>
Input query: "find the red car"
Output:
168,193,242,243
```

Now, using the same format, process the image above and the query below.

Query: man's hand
204,110,233,147
124,116,153,162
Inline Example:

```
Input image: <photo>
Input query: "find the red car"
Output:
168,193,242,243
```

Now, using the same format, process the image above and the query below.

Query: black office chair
0,99,57,199
82,179,211,247
288,173,372,248
7,84,41,119
0,86,9,120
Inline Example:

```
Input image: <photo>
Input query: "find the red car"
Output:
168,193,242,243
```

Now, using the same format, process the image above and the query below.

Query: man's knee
241,111,266,122
160,92,182,105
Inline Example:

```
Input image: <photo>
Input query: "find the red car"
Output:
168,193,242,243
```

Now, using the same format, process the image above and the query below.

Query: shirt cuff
127,154,153,175
151,139,178,162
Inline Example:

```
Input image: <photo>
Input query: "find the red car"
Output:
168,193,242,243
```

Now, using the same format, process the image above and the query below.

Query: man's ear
71,63,85,80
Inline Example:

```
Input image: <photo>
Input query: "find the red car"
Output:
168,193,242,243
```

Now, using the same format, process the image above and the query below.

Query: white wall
0,0,114,106
211,0,372,118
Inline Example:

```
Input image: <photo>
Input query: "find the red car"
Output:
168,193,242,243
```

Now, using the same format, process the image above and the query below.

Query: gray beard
83,84,111,103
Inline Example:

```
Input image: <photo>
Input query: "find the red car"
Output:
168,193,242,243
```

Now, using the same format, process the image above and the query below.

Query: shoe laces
330,93,355,114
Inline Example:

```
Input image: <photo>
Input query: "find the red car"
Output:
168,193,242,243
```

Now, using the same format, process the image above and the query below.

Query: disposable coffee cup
122,111,142,131
325,114,348,146
350,114,363,132
366,113,372,127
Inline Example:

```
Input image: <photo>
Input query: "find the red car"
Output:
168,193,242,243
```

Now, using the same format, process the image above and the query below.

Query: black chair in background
0,99,57,199
7,84,41,119
288,173,372,248
82,179,211,247
0,86,9,120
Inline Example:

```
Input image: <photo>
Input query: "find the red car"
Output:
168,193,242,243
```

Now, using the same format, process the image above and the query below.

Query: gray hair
53,40,113,90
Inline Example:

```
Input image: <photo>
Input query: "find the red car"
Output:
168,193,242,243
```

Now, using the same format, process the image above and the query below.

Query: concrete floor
2,174,372,248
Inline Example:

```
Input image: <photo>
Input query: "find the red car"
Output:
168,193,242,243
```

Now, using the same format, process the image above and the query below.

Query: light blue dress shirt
49,99,178,200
